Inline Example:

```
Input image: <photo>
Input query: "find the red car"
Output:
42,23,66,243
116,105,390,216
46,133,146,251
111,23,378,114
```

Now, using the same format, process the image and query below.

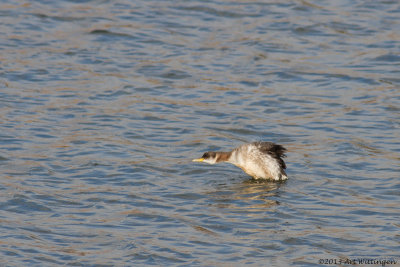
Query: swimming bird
193,142,287,181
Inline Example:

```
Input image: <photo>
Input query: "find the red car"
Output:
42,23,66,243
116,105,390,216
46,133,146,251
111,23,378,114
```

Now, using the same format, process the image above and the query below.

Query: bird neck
216,152,231,163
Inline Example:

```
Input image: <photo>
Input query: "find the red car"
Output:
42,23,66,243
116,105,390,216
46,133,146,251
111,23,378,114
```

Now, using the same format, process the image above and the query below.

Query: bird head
192,152,218,164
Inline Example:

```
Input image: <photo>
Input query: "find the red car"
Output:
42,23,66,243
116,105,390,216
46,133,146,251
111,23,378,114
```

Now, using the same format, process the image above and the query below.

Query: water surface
1,0,399,266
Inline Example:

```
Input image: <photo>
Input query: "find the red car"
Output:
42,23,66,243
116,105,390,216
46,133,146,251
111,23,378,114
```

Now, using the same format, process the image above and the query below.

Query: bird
192,141,287,181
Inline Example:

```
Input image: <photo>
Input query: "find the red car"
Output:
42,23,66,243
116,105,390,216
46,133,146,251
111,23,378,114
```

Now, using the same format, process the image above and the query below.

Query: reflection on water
208,179,282,211
1,0,400,266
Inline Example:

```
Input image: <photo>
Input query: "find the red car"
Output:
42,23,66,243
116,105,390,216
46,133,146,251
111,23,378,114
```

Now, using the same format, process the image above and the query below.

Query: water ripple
1,0,400,266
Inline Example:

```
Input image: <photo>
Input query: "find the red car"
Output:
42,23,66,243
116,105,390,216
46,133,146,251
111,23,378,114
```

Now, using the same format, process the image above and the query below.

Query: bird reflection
206,177,285,211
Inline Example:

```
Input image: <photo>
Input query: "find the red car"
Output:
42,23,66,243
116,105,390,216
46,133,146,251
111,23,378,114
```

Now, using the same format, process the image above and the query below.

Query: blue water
1,0,399,266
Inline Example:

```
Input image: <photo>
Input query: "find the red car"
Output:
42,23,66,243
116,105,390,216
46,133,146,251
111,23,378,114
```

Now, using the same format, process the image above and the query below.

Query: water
1,0,399,266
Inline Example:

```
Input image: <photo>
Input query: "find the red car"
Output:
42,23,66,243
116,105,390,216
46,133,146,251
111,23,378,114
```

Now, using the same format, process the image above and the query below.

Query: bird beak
192,158,204,162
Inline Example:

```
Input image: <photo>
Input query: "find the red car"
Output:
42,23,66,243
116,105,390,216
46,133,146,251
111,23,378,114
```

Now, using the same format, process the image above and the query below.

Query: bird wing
253,142,287,169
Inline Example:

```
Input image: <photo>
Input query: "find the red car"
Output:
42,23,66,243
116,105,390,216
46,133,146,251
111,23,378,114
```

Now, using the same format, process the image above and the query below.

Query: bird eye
202,152,209,158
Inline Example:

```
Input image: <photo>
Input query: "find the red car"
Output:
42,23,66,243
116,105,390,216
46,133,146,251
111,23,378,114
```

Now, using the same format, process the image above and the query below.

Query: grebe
193,142,287,181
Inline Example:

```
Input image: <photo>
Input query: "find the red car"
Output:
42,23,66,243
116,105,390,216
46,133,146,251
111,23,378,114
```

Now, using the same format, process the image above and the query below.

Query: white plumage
193,142,287,181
